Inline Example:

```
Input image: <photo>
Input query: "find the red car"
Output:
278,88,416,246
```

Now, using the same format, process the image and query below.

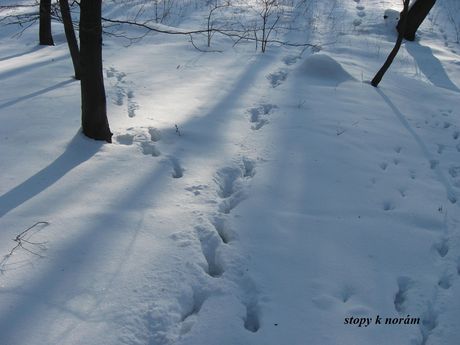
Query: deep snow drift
1,1,460,345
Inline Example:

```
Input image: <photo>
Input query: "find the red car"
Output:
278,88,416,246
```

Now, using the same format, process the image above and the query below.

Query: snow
1,1,460,345
298,53,355,85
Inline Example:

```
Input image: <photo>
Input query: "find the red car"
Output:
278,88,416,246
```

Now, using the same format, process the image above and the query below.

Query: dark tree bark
39,0,54,45
371,0,410,87
59,0,81,80
397,0,436,41
79,0,112,142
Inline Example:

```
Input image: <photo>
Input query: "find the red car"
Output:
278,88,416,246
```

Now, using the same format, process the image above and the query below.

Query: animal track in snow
267,70,288,88
356,5,364,10
148,127,161,142
357,11,366,18
185,185,207,196
419,306,438,345
394,146,402,153
436,144,445,154
434,239,449,258
115,127,163,157
398,187,406,198
429,160,439,170
243,298,260,333
106,66,139,117
453,131,459,140
409,169,416,180
382,200,395,211
115,133,134,145
141,142,161,157
394,276,412,313
127,90,139,118
214,159,256,214
379,162,388,171
242,157,256,177
339,285,355,303
282,55,300,66
248,103,277,130
448,166,460,179
437,272,452,289
169,157,184,178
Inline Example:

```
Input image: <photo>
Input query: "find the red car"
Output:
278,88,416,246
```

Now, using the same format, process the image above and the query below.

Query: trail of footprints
115,127,184,179
352,0,365,27
376,108,460,210
106,67,139,118
178,54,305,335
170,157,260,340
372,107,460,344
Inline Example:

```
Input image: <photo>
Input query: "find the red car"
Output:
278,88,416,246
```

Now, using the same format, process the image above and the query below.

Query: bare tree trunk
79,0,112,142
397,0,436,41
371,0,410,87
59,0,81,80
39,0,54,45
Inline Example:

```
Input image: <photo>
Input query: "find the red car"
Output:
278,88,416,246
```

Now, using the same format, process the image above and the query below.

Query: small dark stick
175,124,181,136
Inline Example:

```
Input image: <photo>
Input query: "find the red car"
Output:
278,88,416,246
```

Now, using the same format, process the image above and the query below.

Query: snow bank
298,53,355,86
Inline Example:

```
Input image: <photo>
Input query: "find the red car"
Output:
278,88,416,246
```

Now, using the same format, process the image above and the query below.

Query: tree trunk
39,0,54,45
79,0,112,142
371,0,410,87
397,0,436,41
59,0,81,80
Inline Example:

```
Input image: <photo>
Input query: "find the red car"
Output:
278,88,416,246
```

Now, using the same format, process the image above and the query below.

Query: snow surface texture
1,0,460,345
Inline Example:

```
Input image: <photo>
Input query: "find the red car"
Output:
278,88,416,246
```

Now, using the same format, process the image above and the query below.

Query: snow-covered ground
1,1,460,344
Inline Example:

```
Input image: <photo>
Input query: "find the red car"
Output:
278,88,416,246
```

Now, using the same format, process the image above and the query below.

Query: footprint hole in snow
433,239,449,258
141,142,161,157
421,307,438,334
218,191,246,214
339,285,355,303
116,133,134,145
429,160,439,170
211,216,233,244
438,273,452,289
244,302,260,333
195,226,224,277
394,276,412,313
180,287,207,325
242,157,256,178
453,131,459,140
148,127,161,142
214,167,242,198
382,201,395,211
170,158,184,178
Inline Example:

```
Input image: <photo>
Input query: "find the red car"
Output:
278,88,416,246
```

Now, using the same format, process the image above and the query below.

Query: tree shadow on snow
0,131,104,217
0,51,279,344
405,41,460,93
0,79,75,110
375,88,457,204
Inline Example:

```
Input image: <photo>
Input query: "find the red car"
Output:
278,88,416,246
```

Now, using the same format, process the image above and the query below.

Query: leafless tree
59,0,80,79
371,0,410,87
80,0,112,142
39,0,54,45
